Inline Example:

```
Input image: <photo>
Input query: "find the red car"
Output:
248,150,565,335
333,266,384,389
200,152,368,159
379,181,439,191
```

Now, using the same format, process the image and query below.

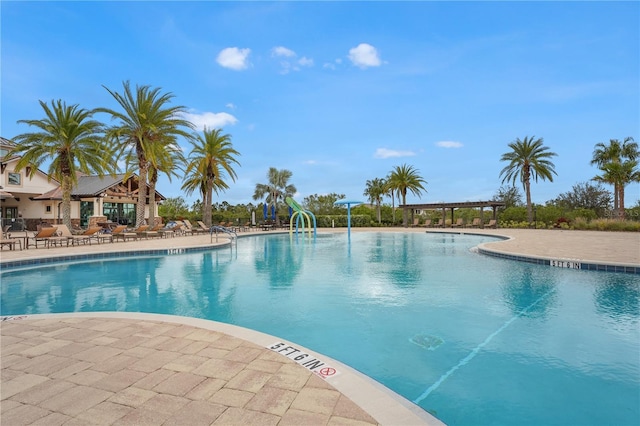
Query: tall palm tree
181,128,241,226
9,100,114,229
387,164,427,227
363,177,386,224
148,141,186,226
97,81,194,227
590,137,638,218
593,160,640,219
252,167,296,225
500,136,557,223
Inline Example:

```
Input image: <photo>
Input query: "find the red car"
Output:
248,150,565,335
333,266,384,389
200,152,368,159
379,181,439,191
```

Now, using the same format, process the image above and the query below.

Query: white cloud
436,141,464,148
272,46,295,57
374,148,416,159
182,111,238,131
348,43,382,69
323,62,336,70
298,56,314,67
217,47,251,70
225,103,236,110
271,46,313,74
303,160,317,165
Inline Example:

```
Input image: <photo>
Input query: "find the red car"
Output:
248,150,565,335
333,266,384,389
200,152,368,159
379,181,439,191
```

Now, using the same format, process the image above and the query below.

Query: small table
8,231,33,250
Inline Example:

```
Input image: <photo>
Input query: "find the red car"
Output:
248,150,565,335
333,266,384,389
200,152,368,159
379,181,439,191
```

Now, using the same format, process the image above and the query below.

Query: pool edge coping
1,311,443,426
425,230,640,274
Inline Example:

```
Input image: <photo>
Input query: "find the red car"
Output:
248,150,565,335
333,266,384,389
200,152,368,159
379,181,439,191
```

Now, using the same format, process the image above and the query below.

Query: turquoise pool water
1,232,639,425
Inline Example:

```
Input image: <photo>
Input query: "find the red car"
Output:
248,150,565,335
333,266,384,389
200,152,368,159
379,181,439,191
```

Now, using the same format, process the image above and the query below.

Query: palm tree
9,100,114,229
387,164,427,227
148,141,186,227
363,177,386,224
593,160,640,218
499,136,557,223
590,137,638,218
97,81,194,227
253,167,296,225
181,128,241,227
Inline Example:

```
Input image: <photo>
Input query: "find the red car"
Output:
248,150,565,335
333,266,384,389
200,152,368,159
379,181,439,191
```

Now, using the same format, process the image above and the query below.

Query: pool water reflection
2,232,638,426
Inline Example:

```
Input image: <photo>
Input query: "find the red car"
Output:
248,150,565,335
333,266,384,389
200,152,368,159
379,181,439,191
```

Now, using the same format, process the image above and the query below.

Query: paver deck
1,227,638,425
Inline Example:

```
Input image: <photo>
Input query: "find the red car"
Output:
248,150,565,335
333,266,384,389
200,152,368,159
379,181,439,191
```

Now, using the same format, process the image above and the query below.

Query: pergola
400,201,506,228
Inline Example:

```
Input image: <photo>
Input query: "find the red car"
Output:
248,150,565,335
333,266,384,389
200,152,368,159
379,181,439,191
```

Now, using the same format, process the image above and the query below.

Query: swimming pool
1,232,638,425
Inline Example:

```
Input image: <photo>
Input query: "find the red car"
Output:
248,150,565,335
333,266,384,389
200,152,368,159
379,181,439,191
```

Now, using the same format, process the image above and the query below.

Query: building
0,137,165,231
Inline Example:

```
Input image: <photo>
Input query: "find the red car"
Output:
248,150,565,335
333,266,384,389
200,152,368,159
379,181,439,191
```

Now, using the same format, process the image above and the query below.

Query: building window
8,172,21,185
45,205,52,213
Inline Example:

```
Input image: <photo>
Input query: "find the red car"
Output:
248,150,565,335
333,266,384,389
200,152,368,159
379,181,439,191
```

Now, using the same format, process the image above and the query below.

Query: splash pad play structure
285,197,317,238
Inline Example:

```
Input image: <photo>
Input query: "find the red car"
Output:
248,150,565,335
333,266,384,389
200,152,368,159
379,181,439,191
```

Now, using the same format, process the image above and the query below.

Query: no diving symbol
318,367,336,378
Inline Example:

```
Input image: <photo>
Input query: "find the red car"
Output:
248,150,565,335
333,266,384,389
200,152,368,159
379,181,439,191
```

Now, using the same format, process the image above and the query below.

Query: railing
210,225,237,243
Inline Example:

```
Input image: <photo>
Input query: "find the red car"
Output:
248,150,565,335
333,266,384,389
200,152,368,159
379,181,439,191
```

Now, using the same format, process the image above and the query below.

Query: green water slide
285,197,316,237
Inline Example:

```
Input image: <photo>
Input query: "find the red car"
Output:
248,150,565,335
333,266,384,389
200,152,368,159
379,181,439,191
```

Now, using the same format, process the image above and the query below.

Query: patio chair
421,219,432,228
138,224,162,239
111,225,137,242
0,229,22,251
451,218,464,228
27,226,58,249
466,218,481,228
484,219,497,229
183,219,206,234
411,217,420,227
197,220,211,232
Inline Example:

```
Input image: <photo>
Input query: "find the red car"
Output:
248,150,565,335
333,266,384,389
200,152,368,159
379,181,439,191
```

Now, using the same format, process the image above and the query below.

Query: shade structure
0,189,14,200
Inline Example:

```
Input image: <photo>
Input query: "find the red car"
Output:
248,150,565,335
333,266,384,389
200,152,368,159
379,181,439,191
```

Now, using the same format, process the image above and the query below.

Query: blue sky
2,1,639,207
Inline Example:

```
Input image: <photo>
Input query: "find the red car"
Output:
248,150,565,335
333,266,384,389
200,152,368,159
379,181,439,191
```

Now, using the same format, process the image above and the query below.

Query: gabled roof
32,174,166,201
73,174,128,197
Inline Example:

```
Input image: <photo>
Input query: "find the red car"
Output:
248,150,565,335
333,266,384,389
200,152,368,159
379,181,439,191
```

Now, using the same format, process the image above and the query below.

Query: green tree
302,193,345,214
492,185,523,209
181,128,240,226
98,81,194,227
499,136,557,223
158,196,190,220
387,164,427,227
9,100,114,229
252,167,297,225
363,177,387,224
146,134,186,226
593,160,640,219
550,181,612,217
590,137,638,218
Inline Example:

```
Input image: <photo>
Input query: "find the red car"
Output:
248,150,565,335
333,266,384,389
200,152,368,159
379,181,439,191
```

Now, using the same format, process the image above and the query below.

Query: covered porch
401,201,506,228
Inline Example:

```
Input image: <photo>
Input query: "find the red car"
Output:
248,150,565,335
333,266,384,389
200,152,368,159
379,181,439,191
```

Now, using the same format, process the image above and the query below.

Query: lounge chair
466,218,481,228
451,218,464,228
111,225,137,242
138,224,162,239
183,219,206,234
73,227,103,245
27,227,58,249
421,219,432,228
0,230,22,251
411,218,420,227
197,221,211,232
484,219,497,229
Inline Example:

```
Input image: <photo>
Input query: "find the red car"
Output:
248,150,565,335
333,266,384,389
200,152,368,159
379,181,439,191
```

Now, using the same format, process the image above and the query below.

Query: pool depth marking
268,342,340,379
413,288,556,405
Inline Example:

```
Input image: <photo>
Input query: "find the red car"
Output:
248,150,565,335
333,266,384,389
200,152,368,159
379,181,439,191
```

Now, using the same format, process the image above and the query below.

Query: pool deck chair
183,220,206,235
27,226,58,249
138,224,161,239
466,218,481,228
0,230,22,250
451,218,464,228
197,221,211,232
484,219,497,229
111,225,137,242
421,219,432,228
73,227,103,245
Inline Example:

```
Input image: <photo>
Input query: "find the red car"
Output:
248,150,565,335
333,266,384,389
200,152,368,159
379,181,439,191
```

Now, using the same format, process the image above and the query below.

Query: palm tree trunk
376,199,381,223
402,191,408,227
136,160,148,228
148,170,157,227
204,180,213,227
391,191,396,224
62,174,73,229
618,185,625,219
525,180,533,223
